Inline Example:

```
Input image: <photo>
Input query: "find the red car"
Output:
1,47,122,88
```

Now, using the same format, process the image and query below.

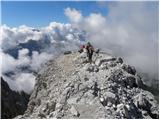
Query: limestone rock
116,57,123,64
15,52,159,119
95,56,116,67
122,64,136,75
70,105,80,117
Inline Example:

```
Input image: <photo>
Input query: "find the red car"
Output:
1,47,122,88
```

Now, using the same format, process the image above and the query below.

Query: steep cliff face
1,77,30,119
16,52,159,119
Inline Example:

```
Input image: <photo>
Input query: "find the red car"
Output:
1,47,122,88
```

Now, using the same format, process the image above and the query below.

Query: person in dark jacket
85,42,94,63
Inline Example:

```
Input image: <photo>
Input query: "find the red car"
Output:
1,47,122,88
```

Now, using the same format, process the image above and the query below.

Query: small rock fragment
70,105,80,117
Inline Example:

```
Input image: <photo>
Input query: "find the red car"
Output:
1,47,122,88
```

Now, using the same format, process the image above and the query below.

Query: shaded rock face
1,77,30,119
16,52,159,119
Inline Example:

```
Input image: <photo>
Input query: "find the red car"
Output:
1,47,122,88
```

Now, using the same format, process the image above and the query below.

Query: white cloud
1,51,17,73
17,49,31,66
3,73,36,94
1,48,53,94
1,22,85,93
31,51,53,71
84,13,106,30
1,25,44,51
65,34,74,41
64,7,82,23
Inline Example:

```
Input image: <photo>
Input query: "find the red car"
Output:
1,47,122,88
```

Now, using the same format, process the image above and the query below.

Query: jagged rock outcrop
1,77,30,119
16,52,159,119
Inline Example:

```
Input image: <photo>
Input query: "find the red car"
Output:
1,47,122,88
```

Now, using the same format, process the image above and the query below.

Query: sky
0,1,159,93
1,1,109,27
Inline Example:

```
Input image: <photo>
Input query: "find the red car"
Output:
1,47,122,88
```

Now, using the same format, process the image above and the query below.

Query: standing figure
85,42,94,63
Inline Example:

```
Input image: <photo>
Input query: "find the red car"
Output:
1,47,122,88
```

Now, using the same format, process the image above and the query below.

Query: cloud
64,2,159,84
17,49,30,66
64,7,82,23
1,22,85,94
1,25,44,51
30,51,53,71
3,73,36,94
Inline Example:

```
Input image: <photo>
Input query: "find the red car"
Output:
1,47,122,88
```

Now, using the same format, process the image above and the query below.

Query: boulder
83,64,99,72
123,105,130,118
99,63,108,70
100,92,116,106
137,93,151,111
107,101,113,107
94,66,99,72
95,56,116,66
122,64,136,75
83,64,94,72
56,112,64,119
142,110,148,116
95,59,102,66
70,105,80,117
105,92,116,102
116,57,123,64
107,61,117,68
47,100,56,113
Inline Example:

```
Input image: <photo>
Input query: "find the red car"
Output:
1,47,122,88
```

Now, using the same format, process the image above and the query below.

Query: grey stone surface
15,52,159,119
70,105,80,117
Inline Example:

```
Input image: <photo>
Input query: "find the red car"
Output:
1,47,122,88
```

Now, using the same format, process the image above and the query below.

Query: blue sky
1,1,109,27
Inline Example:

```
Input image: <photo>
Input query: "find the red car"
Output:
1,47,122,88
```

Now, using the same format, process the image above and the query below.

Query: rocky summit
16,51,159,119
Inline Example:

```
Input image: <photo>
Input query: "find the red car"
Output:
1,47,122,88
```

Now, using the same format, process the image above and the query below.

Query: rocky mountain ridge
16,51,159,119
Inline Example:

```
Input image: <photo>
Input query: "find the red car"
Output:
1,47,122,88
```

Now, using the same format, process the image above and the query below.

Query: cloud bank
1,23,86,94
1,2,158,93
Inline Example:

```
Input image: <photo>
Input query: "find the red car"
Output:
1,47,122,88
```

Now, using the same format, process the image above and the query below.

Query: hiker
85,42,94,63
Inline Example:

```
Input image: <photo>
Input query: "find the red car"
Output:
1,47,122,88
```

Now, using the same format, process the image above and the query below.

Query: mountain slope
1,77,30,119
16,51,159,119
